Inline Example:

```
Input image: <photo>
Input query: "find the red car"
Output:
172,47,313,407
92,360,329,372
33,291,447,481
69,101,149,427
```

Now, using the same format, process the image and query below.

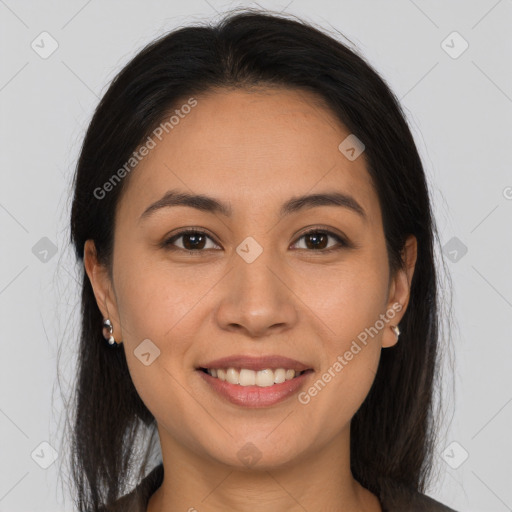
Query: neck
147,427,382,512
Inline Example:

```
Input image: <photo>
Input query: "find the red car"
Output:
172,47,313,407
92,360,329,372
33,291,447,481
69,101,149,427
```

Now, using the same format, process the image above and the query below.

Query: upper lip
197,355,313,372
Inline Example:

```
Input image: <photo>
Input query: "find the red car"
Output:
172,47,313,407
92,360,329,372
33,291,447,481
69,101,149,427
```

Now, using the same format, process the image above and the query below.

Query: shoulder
98,463,164,512
379,482,458,512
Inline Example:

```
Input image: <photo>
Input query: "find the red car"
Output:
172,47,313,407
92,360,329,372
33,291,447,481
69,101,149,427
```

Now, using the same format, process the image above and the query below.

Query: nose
214,246,299,338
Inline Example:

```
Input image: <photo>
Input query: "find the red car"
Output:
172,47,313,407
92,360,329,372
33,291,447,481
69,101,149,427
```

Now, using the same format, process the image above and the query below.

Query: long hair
65,7,453,510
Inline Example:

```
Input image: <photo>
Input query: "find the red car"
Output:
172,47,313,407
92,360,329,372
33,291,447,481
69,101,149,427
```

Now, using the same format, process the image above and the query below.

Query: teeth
205,367,305,387
255,369,274,387
239,368,256,386
285,369,295,380
274,368,286,384
226,368,239,384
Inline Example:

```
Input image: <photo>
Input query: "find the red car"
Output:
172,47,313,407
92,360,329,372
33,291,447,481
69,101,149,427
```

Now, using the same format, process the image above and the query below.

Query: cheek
300,258,387,418
112,250,213,386
112,249,203,345
314,258,389,338
297,332,382,443
115,262,201,433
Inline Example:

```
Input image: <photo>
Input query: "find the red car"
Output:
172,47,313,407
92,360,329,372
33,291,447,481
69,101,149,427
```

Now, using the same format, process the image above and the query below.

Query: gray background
1,0,511,510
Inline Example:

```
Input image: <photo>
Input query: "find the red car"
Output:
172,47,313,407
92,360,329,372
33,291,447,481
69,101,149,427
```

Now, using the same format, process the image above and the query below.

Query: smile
197,368,314,408
200,367,310,387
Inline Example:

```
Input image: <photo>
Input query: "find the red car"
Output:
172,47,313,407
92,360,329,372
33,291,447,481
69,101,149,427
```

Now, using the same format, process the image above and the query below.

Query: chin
202,437,302,471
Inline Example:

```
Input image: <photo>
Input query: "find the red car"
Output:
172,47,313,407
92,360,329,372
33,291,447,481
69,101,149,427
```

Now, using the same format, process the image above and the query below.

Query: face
85,87,416,471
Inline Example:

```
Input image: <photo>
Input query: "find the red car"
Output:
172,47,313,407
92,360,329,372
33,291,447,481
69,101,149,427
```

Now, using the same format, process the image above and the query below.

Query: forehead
118,87,380,224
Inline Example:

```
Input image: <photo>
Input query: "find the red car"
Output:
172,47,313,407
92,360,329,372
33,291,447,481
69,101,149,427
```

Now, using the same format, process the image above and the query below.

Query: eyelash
162,227,349,255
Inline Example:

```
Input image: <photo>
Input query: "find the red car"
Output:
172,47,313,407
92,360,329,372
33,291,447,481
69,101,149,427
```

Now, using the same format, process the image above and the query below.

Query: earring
391,324,400,340
102,318,121,346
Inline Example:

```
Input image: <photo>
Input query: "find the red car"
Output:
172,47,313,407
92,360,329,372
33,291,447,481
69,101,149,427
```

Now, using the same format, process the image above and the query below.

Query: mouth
197,367,313,387
195,355,315,408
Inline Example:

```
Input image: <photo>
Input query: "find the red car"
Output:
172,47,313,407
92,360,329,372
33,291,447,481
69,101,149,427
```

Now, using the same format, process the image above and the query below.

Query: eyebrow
139,189,367,223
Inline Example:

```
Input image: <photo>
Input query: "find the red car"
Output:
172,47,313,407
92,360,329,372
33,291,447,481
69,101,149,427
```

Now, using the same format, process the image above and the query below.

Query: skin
84,87,417,512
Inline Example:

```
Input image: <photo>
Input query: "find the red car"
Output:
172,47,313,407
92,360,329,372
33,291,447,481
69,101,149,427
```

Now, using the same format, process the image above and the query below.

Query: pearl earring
102,318,121,346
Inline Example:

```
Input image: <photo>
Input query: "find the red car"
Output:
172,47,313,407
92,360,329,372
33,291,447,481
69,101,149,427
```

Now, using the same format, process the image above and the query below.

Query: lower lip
197,369,313,408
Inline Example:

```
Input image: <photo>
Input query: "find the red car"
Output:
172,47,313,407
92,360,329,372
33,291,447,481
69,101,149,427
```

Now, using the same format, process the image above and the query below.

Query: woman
67,7,456,512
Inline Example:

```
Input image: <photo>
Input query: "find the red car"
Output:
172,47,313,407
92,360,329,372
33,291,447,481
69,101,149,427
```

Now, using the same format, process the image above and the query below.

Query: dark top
101,463,458,511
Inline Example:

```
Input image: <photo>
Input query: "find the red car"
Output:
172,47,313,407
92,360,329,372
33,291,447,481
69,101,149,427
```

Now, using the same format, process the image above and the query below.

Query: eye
162,227,349,255
291,228,348,253
162,229,220,255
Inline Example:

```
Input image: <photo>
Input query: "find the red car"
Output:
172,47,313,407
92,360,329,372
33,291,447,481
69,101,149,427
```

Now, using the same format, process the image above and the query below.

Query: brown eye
163,230,220,254
163,227,349,255
292,229,348,252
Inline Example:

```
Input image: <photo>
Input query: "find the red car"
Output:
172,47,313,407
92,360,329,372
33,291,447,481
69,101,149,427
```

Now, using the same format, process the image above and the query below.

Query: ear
83,239,122,342
382,234,417,348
